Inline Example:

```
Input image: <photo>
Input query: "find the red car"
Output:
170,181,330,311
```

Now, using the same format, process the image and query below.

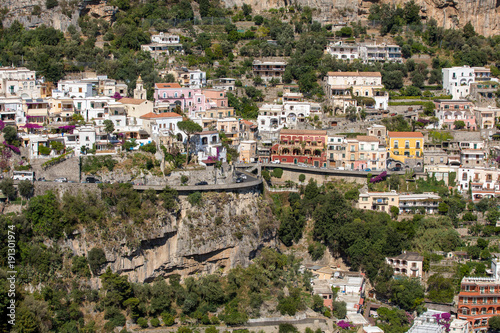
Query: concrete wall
273,168,368,185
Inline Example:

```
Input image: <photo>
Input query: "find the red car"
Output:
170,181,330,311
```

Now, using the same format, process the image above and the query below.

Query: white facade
0,98,25,125
442,66,475,100
54,80,94,99
151,32,180,44
189,70,207,89
325,41,359,61
449,318,470,333
72,96,114,121
257,102,311,134
359,43,402,63
0,67,40,99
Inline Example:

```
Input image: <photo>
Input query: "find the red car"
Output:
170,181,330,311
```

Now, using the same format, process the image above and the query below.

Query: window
350,154,355,161
394,140,399,149
362,197,368,202
416,151,420,157
197,98,201,103
440,157,444,163
431,157,434,163
360,144,364,151
79,87,83,93
371,144,375,150
416,141,421,149
405,140,410,149
491,287,495,294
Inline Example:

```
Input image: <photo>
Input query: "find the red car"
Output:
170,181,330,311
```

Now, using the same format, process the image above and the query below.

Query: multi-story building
0,67,40,99
474,106,500,129
457,258,500,331
141,33,182,57
449,318,470,333
357,191,400,213
0,98,25,126
271,129,328,167
407,310,448,333
140,111,184,140
385,251,424,279
461,149,487,168
154,83,209,116
189,70,207,89
423,149,448,166
356,135,386,171
387,131,424,169
325,41,359,61
367,124,387,145
53,80,94,99
212,78,236,91
257,102,312,139
326,135,346,168
49,98,75,123
458,167,500,200
359,43,403,63
191,130,226,166
324,71,388,112
151,32,180,44
216,117,240,144
470,81,499,107
239,140,257,163
252,60,287,82
399,193,441,214
442,66,475,100
24,98,50,124
472,67,492,82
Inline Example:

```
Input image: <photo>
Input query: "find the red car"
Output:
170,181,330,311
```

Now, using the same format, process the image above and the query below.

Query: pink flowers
433,312,452,331
370,171,387,183
3,141,20,154
337,320,354,329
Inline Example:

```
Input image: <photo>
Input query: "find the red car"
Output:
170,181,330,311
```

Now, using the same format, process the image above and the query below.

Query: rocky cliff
64,190,278,284
2,0,500,36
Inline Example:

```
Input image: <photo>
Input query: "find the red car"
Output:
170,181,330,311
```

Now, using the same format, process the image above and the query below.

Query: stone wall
34,182,100,198
31,155,81,182
272,168,368,185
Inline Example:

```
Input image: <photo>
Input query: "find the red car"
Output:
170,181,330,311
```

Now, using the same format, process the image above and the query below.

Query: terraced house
458,258,500,332
271,129,327,167
387,131,424,169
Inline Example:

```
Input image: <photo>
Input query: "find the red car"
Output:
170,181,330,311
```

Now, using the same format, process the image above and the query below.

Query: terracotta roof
388,131,424,138
327,71,381,77
118,97,147,105
140,112,182,119
155,83,181,89
242,119,254,126
356,135,379,142
280,129,327,135
198,130,218,135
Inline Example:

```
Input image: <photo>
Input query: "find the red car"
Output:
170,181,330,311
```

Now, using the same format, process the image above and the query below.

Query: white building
448,319,470,333
325,41,359,61
399,193,441,215
0,67,40,99
72,96,114,121
359,43,402,63
151,32,180,44
54,80,94,99
189,70,207,89
140,111,185,140
407,310,447,333
386,251,424,279
458,167,500,200
257,102,312,136
442,66,475,100
0,98,25,126
191,130,227,166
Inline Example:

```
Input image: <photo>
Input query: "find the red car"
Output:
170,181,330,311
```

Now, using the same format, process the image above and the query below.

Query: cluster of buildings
325,41,403,64
442,65,494,101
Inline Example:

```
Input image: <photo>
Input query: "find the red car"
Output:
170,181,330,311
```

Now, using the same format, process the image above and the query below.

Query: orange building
271,129,328,167
457,259,500,332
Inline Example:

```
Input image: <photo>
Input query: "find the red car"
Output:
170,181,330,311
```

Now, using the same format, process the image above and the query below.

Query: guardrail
133,177,262,193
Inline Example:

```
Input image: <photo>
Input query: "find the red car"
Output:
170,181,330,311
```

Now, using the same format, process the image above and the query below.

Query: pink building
202,89,228,108
154,83,208,116
435,100,476,130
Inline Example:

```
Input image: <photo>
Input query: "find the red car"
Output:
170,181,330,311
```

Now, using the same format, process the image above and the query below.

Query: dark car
235,178,243,183
195,181,208,186
85,176,101,183
391,167,402,172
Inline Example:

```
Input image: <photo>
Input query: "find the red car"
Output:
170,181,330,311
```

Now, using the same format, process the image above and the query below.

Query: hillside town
5,1,500,333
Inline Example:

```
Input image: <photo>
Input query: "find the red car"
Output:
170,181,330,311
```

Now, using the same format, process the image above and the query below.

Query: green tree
177,120,203,167
103,120,115,144
454,120,466,129
46,0,58,9
3,126,18,145
18,180,34,200
390,277,425,311
272,168,283,178
299,174,306,183
390,206,400,218
0,178,16,201
88,247,107,275
489,316,500,331
438,202,449,215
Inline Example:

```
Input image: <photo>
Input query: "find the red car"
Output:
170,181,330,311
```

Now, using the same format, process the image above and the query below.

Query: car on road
238,174,247,180
195,181,208,185
235,178,244,183
390,167,402,171
271,160,280,164
54,177,68,182
364,168,372,172
85,176,101,183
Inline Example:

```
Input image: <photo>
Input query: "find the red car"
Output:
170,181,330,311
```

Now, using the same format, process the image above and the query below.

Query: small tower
134,75,146,99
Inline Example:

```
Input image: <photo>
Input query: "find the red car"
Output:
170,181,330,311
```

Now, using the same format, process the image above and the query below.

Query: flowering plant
370,171,387,183
337,321,354,330
3,141,20,154
433,312,452,332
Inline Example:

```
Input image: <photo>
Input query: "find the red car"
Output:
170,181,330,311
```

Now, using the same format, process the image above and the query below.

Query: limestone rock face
64,190,278,283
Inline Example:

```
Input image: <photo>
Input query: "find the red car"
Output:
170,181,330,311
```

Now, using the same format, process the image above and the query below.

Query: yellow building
357,191,400,213
387,131,424,167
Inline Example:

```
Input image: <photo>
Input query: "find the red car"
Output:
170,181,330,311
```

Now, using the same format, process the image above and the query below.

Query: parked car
37,177,46,182
364,168,372,172
54,177,68,182
391,167,402,171
235,178,244,183
195,181,208,186
271,160,280,164
85,176,101,183
238,174,247,180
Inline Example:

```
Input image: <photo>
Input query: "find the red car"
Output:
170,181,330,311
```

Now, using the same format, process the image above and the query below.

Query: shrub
140,142,157,154
71,255,91,278
38,144,51,155
46,0,58,9
188,191,203,206
279,324,298,333
137,317,149,328
298,174,305,182
88,248,106,275
150,318,160,327
181,175,189,184
308,242,326,261
272,168,283,178
162,312,175,326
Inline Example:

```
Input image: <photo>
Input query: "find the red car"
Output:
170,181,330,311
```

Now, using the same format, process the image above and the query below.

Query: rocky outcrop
64,190,278,283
